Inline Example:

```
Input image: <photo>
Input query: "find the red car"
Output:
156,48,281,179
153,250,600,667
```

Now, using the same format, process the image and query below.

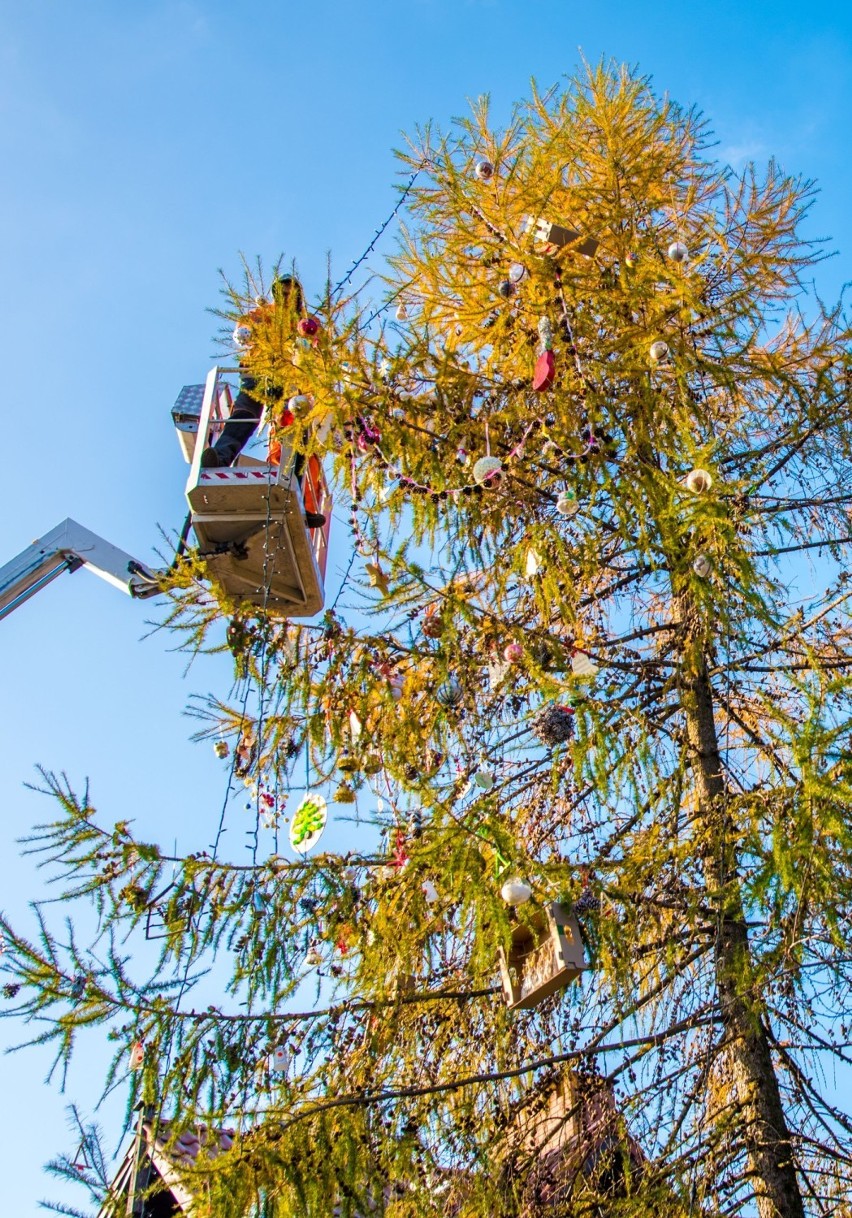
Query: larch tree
4,62,852,1218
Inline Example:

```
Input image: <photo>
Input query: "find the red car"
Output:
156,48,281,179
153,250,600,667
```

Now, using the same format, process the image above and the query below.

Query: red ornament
533,350,556,392
297,316,320,338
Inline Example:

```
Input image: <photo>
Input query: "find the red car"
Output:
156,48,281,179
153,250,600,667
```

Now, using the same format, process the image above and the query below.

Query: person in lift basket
200,274,326,530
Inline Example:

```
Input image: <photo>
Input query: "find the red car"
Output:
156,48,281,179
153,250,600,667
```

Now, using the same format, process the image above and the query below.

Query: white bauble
501,877,532,906
475,159,494,181
693,554,712,578
668,241,689,263
649,340,670,364
473,455,503,486
685,468,713,494
556,490,579,517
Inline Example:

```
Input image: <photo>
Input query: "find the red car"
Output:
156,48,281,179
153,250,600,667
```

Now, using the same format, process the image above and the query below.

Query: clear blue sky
1,1,851,1211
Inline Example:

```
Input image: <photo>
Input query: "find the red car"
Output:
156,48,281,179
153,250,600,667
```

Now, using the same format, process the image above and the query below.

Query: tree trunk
677,598,805,1218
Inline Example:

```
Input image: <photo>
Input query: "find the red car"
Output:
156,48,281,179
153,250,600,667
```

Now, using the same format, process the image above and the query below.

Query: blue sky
1,1,852,1211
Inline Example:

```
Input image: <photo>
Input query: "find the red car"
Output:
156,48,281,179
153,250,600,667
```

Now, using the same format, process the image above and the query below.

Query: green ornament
289,794,328,854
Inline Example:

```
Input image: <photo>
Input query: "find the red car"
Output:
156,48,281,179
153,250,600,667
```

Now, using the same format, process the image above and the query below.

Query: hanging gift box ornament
693,554,712,578
504,641,524,663
649,340,670,364
271,1045,290,1073
525,549,543,577
129,1041,145,1071
533,349,556,392
532,703,576,746
668,240,689,263
475,159,494,181
556,490,579,517
473,455,504,487
572,650,599,678
213,740,230,759
685,468,713,494
289,794,328,854
509,263,527,284
501,876,532,906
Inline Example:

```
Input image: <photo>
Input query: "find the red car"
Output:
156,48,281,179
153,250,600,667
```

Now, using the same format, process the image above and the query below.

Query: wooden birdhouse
499,902,586,1011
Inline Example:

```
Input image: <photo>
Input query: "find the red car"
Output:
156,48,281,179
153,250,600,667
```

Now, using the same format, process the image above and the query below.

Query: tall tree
4,62,852,1218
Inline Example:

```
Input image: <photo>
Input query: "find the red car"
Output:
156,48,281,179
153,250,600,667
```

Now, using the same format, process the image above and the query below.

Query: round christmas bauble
504,642,524,663
436,677,463,708
473,767,495,790
501,877,532,906
624,252,638,269
509,263,527,284
693,554,712,578
288,394,312,413
475,159,494,181
556,490,579,517
498,280,515,299
532,702,576,746
649,340,670,364
472,455,504,487
668,241,689,263
423,613,444,639
232,323,252,346
685,468,713,494
297,316,320,338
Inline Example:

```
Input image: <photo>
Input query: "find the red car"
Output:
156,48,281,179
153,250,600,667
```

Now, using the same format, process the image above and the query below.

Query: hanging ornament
685,468,713,494
70,974,87,1000
436,677,463,708
668,240,689,263
533,349,556,392
422,606,444,638
365,562,390,596
395,302,408,321
474,159,494,181
537,317,555,349
473,455,503,487
288,394,312,413
271,1045,290,1073
624,251,638,269
504,642,524,663
252,888,265,913
337,749,359,774
501,877,532,906
297,316,321,338
129,1041,145,1071
498,280,516,299
363,751,383,776
348,710,363,741
289,794,328,854
305,940,324,967
556,490,579,517
213,740,230,760
333,782,357,804
388,671,405,701
525,549,543,577
509,263,527,284
572,650,598,678
574,887,601,915
649,340,670,364
532,703,576,746
693,554,712,578
422,879,439,904
232,323,252,347
473,765,495,790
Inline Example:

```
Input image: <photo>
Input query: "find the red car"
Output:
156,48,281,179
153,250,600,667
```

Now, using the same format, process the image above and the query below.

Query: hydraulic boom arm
0,519,161,621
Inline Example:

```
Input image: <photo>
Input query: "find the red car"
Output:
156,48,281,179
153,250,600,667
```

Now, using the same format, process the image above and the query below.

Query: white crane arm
0,519,161,621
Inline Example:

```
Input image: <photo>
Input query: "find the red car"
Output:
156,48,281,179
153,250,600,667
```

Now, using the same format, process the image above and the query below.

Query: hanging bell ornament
501,877,532,906
533,349,556,392
556,490,579,517
297,315,321,338
572,650,599,678
649,340,670,364
475,159,494,181
271,1045,290,1072
693,554,712,578
685,468,713,494
473,455,504,487
504,642,524,663
213,740,230,759
668,241,689,263
509,263,527,284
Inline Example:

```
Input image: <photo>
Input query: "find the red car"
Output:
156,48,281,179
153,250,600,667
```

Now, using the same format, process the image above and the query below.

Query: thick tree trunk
678,600,804,1218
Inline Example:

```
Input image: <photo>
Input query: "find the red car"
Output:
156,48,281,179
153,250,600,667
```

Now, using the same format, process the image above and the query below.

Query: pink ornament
297,316,320,338
504,642,524,663
533,350,556,392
